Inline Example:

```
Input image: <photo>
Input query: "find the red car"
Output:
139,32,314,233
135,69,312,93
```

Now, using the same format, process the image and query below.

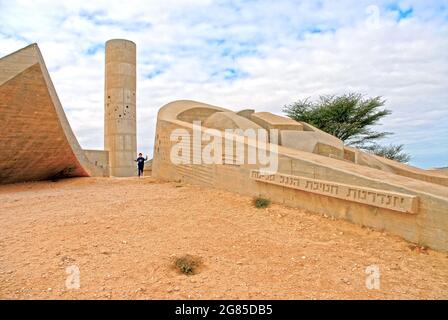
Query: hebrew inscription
250,170,418,214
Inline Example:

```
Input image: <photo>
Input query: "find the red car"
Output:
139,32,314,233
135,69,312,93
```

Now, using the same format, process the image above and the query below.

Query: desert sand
0,176,447,300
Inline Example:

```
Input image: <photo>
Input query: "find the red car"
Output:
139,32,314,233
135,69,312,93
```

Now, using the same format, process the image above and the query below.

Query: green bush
174,255,200,275
254,197,271,209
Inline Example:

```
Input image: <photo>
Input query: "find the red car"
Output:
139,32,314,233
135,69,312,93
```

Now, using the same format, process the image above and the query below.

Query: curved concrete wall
0,44,107,184
152,100,448,251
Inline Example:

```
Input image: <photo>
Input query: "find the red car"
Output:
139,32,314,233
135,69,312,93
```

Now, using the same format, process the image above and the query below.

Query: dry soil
0,177,447,299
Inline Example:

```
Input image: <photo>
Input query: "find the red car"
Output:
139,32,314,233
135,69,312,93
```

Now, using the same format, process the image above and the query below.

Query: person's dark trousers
138,165,144,177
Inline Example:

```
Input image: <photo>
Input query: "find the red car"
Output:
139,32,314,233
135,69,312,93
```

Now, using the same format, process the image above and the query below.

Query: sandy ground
0,176,447,300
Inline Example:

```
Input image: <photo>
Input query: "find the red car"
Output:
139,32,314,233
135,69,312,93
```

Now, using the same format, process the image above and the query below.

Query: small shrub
174,255,201,275
254,197,271,209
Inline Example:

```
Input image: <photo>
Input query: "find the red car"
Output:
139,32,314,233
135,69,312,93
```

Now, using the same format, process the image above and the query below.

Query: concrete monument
1,42,447,252
152,100,448,251
0,39,138,182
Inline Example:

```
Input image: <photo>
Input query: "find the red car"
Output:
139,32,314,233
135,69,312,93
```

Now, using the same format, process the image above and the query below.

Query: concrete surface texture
104,39,137,177
0,44,108,184
152,100,448,252
83,150,110,174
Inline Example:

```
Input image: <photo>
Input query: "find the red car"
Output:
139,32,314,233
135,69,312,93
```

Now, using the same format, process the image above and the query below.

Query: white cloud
1,0,447,168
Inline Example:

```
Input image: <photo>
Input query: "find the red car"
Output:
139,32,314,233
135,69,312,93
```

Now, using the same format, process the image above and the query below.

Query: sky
0,0,447,169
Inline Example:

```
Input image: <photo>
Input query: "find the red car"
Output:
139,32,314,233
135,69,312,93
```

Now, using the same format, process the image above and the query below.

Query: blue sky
0,0,447,168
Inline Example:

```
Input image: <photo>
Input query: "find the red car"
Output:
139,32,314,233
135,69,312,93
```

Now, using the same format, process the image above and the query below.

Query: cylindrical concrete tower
104,39,137,177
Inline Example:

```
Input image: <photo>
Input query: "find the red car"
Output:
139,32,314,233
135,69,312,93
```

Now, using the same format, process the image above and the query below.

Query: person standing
135,153,148,178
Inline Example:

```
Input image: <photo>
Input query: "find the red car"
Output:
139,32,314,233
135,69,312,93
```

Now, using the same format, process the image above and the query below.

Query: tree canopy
283,93,392,146
283,93,410,163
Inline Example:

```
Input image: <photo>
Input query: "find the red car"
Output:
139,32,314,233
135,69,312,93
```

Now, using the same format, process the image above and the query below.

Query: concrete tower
104,39,137,177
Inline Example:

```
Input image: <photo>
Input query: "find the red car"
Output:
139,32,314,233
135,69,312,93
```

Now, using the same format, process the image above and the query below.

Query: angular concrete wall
83,149,110,174
0,44,108,184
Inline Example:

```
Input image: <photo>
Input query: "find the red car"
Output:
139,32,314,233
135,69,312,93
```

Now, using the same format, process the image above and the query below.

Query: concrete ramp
0,44,107,184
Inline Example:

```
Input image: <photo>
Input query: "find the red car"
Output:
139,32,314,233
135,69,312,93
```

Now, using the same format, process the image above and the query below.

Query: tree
283,93,411,163
363,144,411,163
